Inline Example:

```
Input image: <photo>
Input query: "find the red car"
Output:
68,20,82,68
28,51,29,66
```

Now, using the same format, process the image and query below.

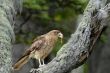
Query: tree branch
31,0,110,73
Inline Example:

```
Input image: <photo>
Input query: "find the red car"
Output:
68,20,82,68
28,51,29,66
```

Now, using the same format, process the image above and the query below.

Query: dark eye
54,31,60,35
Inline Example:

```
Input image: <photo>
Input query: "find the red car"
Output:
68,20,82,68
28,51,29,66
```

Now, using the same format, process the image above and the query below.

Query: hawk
12,30,63,70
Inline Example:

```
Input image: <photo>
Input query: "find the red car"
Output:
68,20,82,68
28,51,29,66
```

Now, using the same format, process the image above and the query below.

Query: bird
12,30,63,70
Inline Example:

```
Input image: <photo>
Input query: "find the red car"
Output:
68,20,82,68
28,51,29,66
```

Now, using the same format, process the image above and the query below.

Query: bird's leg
30,59,42,73
42,59,45,66
39,59,46,67
39,58,42,67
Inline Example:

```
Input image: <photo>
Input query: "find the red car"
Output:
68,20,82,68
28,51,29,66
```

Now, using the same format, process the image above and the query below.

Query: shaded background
12,0,110,73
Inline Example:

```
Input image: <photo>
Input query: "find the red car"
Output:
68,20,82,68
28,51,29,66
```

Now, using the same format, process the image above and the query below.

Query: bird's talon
30,68,39,73
30,68,42,73
39,64,45,68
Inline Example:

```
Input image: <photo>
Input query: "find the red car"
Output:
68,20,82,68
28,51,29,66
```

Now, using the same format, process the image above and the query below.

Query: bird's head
48,30,63,43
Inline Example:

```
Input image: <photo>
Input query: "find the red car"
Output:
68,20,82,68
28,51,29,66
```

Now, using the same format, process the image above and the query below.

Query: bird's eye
54,31,60,35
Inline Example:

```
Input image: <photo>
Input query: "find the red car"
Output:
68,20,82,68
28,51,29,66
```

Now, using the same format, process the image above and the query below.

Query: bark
88,23,110,73
0,0,17,73
70,65,84,73
32,0,110,73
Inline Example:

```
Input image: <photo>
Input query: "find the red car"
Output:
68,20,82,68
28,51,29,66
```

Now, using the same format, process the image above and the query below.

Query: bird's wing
18,35,47,60
32,35,45,43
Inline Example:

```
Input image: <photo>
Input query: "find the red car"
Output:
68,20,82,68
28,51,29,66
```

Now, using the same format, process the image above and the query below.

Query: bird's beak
58,33,63,44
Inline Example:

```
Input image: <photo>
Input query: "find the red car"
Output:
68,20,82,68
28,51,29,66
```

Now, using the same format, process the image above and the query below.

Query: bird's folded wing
32,35,45,43
17,36,47,61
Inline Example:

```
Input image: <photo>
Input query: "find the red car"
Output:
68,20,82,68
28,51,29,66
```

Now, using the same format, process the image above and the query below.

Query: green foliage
24,0,48,10
53,40,63,54
21,0,88,37
100,34,108,43
16,32,37,44
23,0,88,22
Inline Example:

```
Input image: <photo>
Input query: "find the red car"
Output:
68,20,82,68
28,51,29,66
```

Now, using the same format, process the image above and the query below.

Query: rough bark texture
70,65,84,73
33,0,110,73
0,0,16,73
88,22,110,73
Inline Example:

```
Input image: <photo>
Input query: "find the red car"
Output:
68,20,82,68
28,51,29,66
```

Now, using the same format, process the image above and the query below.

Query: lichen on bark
0,0,22,73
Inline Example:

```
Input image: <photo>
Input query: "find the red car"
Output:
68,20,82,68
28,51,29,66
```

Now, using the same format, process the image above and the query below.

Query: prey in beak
58,33,63,44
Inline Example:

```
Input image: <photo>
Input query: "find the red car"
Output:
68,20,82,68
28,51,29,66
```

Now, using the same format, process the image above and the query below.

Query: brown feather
32,35,44,43
21,36,46,58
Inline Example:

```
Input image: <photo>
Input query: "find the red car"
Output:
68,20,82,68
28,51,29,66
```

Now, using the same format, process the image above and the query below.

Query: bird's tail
12,55,30,70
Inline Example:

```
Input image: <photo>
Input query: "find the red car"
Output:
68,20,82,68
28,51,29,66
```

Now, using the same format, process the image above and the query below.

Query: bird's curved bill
58,33,63,44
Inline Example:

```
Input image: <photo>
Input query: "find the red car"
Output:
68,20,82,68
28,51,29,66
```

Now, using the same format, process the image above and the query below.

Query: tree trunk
70,65,84,73
0,0,17,73
33,0,110,73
